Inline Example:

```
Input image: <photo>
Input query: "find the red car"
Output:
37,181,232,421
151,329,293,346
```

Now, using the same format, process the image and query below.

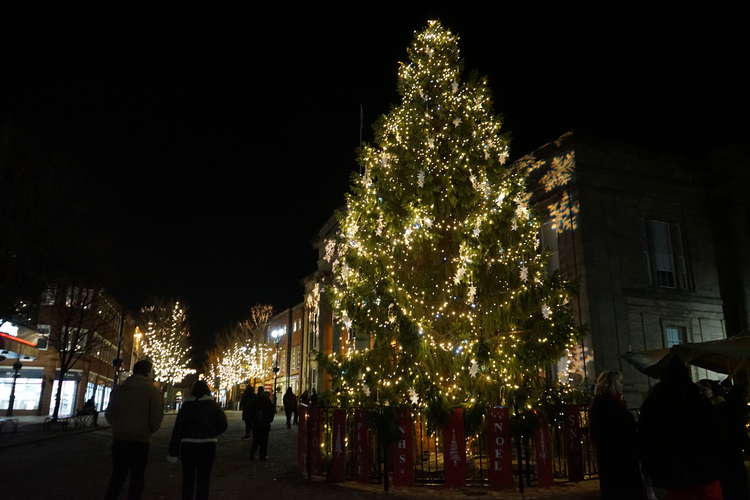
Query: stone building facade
523,132,743,407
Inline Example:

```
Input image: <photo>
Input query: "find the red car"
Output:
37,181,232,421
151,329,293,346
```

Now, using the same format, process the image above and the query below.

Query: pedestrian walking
715,377,750,500
639,355,723,500
310,388,318,406
283,387,297,429
239,386,256,439
168,380,228,500
104,359,164,500
249,387,275,460
589,370,648,500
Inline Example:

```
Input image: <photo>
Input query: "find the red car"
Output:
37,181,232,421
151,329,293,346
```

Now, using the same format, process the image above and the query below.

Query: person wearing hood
104,359,164,500
639,355,723,500
168,380,227,500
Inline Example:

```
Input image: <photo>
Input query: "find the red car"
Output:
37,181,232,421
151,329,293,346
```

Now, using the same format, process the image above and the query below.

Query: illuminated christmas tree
140,299,195,385
325,20,581,420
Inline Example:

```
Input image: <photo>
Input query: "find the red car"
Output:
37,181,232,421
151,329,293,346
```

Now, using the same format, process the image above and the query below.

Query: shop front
0,368,43,412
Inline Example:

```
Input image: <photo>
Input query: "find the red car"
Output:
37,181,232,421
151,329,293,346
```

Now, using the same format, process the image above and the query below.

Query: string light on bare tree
140,299,195,385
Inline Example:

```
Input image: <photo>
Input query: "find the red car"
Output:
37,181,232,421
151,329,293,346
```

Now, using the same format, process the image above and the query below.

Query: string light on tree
319,20,583,422
140,300,195,385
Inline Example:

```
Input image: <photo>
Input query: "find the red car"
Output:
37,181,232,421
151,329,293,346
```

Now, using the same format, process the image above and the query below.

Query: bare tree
47,284,120,421
249,304,273,338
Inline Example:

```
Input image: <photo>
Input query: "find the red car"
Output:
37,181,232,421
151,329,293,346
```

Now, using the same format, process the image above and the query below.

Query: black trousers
181,442,216,500
105,440,150,500
243,419,252,436
285,409,295,428
250,425,270,459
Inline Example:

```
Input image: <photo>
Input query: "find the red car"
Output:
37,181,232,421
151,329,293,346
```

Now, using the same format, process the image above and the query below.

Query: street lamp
270,327,286,406
6,360,23,416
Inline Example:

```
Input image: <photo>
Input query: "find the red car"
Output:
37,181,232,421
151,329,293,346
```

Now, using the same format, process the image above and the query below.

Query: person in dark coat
299,390,309,406
714,377,750,500
250,388,275,460
639,356,723,500
168,380,227,500
239,386,256,439
310,388,318,406
589,370,647,500
282,387,297,429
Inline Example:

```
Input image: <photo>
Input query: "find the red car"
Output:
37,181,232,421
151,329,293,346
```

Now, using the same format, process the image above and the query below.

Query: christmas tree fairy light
321,20,583,421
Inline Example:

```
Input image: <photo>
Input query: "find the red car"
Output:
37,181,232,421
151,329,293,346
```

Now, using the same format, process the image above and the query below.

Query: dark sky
3,9,746,357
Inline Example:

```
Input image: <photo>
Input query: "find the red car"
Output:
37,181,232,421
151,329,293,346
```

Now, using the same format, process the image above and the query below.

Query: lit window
646,220,690,289
664,326,687,348
37,324,51,350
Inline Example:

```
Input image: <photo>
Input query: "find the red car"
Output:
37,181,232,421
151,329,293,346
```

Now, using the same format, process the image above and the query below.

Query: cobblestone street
3,411,599,499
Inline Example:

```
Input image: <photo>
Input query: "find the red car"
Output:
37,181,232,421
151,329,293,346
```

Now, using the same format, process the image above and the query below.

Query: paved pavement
2,410,600,499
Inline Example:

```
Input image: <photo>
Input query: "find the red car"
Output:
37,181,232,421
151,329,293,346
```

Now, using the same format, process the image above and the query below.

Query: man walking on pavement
104,359,164,500
250,386,275,460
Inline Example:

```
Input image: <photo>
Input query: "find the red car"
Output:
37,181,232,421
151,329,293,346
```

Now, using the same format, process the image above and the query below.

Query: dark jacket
240,390,256,421
252,395,275,429
169,395,228,457
590,394,646,499
639,379,722,489
283,391,297,411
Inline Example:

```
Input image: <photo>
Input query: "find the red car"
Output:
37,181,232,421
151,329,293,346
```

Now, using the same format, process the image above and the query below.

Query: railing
299,404,600,491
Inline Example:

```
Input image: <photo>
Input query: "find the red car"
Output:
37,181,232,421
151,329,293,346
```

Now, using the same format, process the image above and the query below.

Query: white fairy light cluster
140,301,195,384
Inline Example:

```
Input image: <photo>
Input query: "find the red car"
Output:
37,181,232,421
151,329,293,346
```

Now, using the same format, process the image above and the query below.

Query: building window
41,286,57,306
63,327,88,352
0,374,42,410
541,221,560,276
65,287,95,309
646,220,690,289
664,326,687,348
49,379,78,417
36,324,51,350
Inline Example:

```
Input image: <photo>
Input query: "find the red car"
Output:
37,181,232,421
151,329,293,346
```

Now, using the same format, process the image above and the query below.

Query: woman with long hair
590,370,647,500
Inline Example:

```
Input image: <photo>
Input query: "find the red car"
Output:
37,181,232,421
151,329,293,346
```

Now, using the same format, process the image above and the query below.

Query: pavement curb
0,425,111,450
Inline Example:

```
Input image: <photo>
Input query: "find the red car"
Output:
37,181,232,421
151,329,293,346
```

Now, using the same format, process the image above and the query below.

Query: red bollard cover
534,415,554,487
328,409,346,482
354,409,370,483
485,406,514,489
391,408,415,486
308,406,322,475
443,407,466,488
565,405,584,482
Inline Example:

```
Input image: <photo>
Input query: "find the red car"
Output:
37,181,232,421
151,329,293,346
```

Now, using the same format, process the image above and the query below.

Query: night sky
3,9,746,360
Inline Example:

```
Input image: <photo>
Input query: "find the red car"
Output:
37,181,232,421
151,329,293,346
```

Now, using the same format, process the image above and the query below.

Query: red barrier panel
308,406,322,475
565,405,584,482
485,406,513,489
297,405,307,470
534,415,554,487
392,408,415,486
443,407,466,488
328,409,346,482
354,409,370,483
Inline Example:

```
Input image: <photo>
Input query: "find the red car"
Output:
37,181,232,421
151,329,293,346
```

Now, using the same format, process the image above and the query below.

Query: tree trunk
51,368,66,421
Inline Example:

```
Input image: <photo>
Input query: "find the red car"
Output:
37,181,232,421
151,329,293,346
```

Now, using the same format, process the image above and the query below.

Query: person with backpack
168,380,228,500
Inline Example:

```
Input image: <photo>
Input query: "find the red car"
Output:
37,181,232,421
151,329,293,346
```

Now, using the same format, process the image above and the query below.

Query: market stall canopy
623,334,750,379
0,321,40,361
